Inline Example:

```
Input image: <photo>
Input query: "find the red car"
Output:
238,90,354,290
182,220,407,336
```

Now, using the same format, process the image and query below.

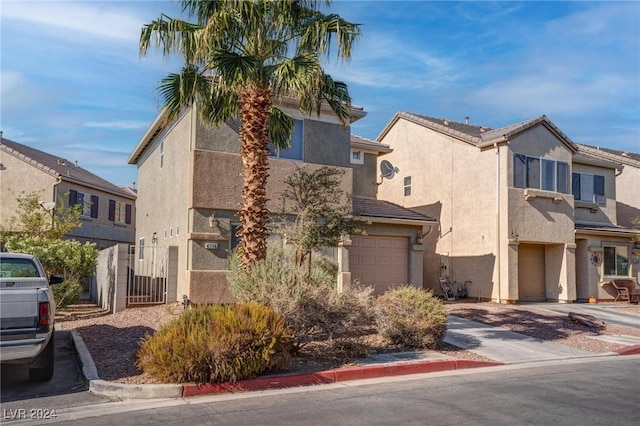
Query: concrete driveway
523,303,640,330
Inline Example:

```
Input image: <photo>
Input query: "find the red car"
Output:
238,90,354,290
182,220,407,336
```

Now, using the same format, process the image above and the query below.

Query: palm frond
269,107,295,150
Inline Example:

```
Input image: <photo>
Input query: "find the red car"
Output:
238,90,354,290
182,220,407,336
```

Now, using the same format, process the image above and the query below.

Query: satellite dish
380,160,399,180
40,201,56,211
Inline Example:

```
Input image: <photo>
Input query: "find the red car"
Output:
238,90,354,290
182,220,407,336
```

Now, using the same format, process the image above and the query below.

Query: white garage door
349,235,408,294
518,244,546,301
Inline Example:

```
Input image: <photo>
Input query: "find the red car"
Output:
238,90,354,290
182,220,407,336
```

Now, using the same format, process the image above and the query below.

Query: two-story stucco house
128,101,436,305
375,112,639,303
0,136,136,249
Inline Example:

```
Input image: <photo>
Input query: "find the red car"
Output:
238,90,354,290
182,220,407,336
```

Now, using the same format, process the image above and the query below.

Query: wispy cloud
1,1,145,42
85,120,149,130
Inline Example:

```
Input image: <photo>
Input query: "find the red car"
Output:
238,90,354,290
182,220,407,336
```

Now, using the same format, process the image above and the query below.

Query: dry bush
135,303,291,384
375,285,448,349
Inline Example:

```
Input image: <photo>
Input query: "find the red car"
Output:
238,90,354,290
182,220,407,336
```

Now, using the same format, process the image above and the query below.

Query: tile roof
1,137,135,199
576,143,640,167
353,197,437,223
575,222,640,236
382,112,577,151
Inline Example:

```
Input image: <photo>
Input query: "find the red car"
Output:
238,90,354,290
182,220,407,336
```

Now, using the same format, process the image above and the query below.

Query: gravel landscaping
57,300,640,385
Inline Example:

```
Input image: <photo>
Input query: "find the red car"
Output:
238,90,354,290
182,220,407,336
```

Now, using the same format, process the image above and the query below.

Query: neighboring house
576,144,640,230
375,112,639,303
0,136,136,249
128,101,436,304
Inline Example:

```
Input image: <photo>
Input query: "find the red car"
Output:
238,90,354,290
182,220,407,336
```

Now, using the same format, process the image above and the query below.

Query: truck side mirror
49,274,65,285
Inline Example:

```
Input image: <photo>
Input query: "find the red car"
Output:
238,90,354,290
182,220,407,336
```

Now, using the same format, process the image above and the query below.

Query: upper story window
350,150,364,164
404,176,412,196
513,154,569,193
269,119,303,160
69,190,98,218
572,172,605,205
604,245,629,277
108,200,132,224
139,237,145,260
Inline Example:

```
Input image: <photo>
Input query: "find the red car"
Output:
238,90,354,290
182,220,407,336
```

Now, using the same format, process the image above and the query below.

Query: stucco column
505,240,519,303
337,237,352,292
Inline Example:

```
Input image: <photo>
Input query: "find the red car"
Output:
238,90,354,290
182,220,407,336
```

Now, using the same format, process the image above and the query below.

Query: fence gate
127,245,168,306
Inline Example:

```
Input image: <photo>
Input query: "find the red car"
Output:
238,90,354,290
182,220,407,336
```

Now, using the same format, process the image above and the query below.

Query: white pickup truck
0,252,64,381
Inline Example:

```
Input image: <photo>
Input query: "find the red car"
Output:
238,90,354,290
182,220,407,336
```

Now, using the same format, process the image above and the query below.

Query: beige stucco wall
0,150,135,248
615,162,640,229
378,119,581,302
572,162,618,225
575,234,639,301
377,118,498,297
0,151,57,228
135,108,194,302
352,152,378,198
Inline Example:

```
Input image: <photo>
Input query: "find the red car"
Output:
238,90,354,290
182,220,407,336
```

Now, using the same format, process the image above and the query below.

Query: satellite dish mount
376,160,400,185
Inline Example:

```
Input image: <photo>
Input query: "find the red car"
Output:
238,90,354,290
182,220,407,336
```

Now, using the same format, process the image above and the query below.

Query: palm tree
140,0,360,268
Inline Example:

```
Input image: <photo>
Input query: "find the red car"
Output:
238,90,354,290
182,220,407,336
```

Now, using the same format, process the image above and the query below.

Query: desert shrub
229,245,375,351
136,302,292,384
6,236,97,307
375,285,448,349
51,279,84,308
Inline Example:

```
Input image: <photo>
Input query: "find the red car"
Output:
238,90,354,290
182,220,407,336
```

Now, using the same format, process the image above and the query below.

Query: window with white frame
108,200,132,224
350,150,363,164
603,245,630,276
139,237,145,260
404,176,412,196
269,119,303,160
69,190,98,218
513,154,569,193
572,172,605,205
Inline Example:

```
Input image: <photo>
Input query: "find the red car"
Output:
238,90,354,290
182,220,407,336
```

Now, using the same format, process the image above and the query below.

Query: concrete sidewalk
523,303,640,330
69,313,639,399
444,316,597,363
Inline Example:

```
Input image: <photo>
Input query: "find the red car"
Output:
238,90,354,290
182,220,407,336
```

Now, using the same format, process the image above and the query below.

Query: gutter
359,215,438,227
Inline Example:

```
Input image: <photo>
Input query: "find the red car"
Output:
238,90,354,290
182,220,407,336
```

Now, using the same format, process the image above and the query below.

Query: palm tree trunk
237,85,272,268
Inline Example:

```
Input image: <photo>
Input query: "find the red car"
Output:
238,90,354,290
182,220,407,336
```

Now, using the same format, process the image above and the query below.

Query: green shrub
51,279,84,308
6,236,97,307
229,245,375,350
135,302,291,384
375,285,448,349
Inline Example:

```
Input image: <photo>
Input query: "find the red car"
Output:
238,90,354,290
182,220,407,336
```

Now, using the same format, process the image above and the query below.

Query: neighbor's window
404,176,412,196
350,150,364,164
269,119,303,160
139,237,145,261
108,200,132,224
572,172,605,205
69,190,98,218
603,245,630,276
513,154,569,193
230,224,240,251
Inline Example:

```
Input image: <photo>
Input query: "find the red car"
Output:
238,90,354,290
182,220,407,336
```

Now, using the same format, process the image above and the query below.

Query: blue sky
1,1,638,187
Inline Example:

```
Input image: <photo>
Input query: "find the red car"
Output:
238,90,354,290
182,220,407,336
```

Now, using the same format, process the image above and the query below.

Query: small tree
0,191,82,242
276,165,366,269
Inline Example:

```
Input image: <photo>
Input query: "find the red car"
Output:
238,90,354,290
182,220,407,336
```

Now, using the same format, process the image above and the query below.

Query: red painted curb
614,344,640,356
181,359,503,397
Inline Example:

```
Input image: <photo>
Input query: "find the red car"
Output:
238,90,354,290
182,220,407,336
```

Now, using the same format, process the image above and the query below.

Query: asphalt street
7,356,639,426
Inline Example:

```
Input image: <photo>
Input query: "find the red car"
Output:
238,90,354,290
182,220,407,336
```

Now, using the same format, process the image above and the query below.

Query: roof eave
360,215,438,227
128,109,168,165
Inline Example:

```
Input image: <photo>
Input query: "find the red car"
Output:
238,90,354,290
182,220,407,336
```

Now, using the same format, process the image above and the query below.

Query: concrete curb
69,331,501,399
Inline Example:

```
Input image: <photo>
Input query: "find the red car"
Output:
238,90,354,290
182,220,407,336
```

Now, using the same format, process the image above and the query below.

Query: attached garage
349,235,409,294
518,244,546,301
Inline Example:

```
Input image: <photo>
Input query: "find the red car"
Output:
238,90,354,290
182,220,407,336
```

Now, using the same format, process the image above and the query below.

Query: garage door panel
518,244,546,302
349,235,409,294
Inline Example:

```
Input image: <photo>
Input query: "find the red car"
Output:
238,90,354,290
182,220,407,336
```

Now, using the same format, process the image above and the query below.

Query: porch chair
439,277,456,301
609,279,640,304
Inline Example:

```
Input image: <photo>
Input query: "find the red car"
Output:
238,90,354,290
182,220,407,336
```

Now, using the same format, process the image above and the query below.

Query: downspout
495,142,501,304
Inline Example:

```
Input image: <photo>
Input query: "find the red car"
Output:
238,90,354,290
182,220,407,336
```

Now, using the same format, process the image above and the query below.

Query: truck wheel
29,332,55,382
